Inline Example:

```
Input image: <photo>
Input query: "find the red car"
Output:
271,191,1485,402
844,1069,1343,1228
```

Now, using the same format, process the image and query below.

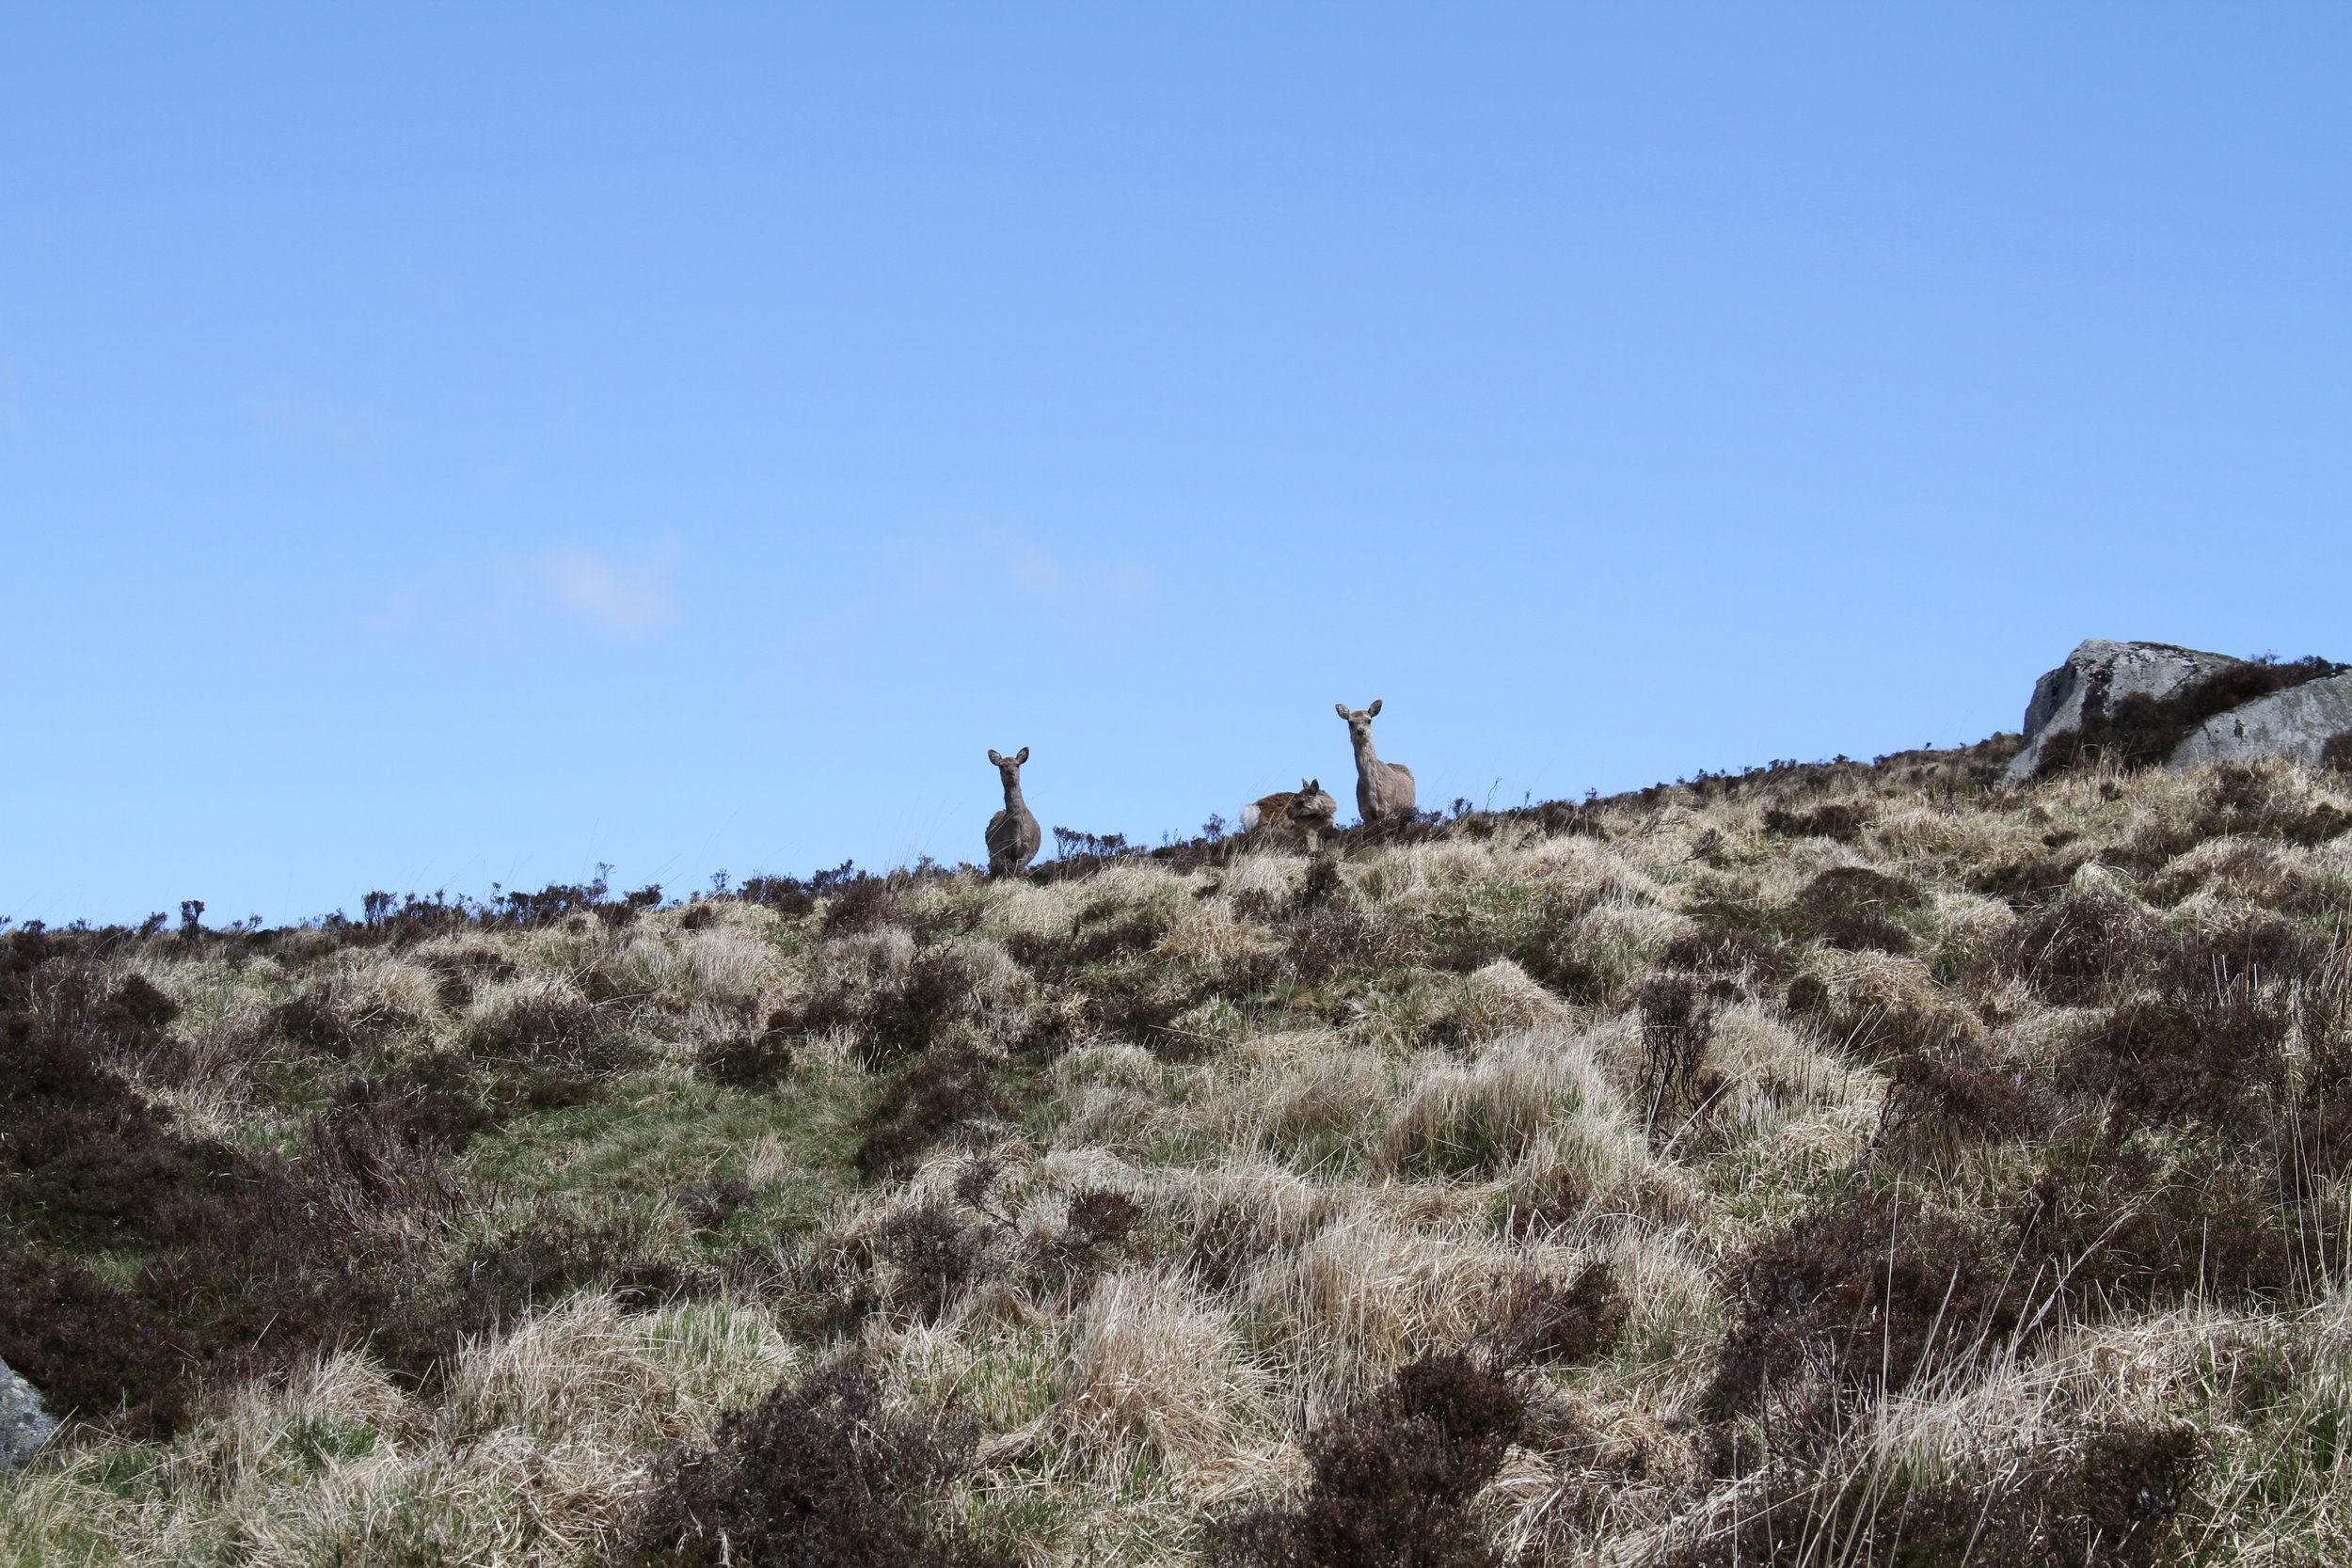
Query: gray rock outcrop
2003,639,2249,785
2169,672,2352,771
1,1356,56,1476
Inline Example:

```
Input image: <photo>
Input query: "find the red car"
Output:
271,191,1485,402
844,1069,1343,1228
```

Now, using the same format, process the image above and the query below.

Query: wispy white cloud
523,541,684,638
894,530,1154,610
368,537,687,646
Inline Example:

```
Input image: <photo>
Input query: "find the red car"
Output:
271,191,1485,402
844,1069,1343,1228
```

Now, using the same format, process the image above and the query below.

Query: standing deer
1336,700,1416,825
985,748,1041,878
1241,779,1339,851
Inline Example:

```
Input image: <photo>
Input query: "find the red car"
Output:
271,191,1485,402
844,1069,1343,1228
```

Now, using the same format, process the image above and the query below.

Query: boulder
0,1355,56,1476
2003,640,2249,785
2169,671,2352,771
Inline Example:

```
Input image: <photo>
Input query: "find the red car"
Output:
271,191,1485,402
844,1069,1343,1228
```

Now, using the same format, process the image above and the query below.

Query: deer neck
1351,731,1382,774
1002,776,1028,815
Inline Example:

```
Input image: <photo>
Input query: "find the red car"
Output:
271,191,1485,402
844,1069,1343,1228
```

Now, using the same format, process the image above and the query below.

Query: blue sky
4,4,2347,926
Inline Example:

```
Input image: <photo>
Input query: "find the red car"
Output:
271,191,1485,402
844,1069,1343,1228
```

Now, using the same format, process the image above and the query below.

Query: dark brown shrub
806,943,1000,1068
1971,842,2098,903
2163,912,2322,991
852,1049,1012,1182
1709,1193,2011,1416
306,1055,485,1209
2061,990,2289,1138
1493,1263,1629,1367
1298,855,1344,909
1287,905,1404,987
871,1205,993,1322
465,989,624,1066
820,876,902,938
1218,1352,1525,1568
1999,890,2160,1005
2011,1140,2293,1309
268,987,358,1054
2058,1423,2209,1568
1662,928,1792,992
1792,866,1921,955
442,1212,704,1329
92,974,179,1050
1060,1188,1139,1252
1667,1418,2207,1568
1635,976,1719,1141
1796,866,1922,916
1003,906,1166,976
0,1244,188,1436
1760,802,1872,844
2324,732,2352,775
698,1009,798,1087
1877,1045,2040,1151
2129,764,2352,863
627,1358,1005,1568
420,945,518,1009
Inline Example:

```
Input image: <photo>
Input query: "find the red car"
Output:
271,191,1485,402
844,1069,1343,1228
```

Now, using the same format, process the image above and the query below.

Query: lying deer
1241,779,1339,851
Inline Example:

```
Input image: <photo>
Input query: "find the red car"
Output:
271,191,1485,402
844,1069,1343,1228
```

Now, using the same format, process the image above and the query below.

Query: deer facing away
1337,700,1416,824
1241,778,1339,851
985,748,1041,878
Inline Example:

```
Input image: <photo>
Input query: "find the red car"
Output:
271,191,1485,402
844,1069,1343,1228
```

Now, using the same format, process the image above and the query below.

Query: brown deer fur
1337,700,1416,824
1242,779,1339,851
984,748,1041,878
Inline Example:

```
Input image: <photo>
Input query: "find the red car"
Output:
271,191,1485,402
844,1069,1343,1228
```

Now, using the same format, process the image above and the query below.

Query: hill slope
8,736,2352,1565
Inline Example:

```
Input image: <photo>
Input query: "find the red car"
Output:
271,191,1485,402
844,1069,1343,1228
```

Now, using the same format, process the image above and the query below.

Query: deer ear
1015,746,1030,764
1335,703,1351,720
988,750,1006,766
1366,699,1382,717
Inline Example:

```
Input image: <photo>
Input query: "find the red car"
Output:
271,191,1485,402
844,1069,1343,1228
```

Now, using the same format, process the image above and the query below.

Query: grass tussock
10,733,2352,1565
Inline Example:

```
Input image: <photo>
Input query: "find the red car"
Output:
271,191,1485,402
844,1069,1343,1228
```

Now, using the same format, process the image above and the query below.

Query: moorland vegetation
8,732,2352,1564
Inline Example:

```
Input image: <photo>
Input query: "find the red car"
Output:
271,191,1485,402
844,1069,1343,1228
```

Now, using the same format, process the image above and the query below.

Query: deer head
1335,701,1383,746
987,747,1030,787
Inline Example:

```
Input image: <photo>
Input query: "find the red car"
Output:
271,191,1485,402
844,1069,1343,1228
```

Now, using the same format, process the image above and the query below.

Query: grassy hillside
8,736,2352,1565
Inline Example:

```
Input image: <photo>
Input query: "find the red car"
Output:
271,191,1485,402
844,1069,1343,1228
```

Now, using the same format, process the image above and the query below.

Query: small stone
0,1355,57,1477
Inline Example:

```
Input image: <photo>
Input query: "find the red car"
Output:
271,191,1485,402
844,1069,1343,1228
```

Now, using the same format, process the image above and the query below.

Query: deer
1337,700,1416,825
1241,779,1339,851
985,748,1041,878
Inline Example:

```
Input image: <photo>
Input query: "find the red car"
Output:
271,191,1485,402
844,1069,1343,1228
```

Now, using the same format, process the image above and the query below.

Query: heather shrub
1998,885,2162,1004
1876,1042,2040,1151
1760,800,1872,844
697,1008,799,1087
1490,1261,1628,1367
853,1048,1013,1181
1218,1352,1525,1568
1709,1192,2012,1415
2059,988,2290,1138
628,1358,1005,1568
2010,1137,2295,1308
1793,865,1922,955
0,1243,188,1436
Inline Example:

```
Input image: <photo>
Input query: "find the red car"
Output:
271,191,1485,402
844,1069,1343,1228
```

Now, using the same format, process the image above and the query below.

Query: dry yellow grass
11,745,2352,1565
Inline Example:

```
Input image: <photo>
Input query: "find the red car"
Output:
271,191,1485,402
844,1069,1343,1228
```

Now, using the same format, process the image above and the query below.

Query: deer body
1337,700,1416,824
1242,778,1339,851
985,748,1041,878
